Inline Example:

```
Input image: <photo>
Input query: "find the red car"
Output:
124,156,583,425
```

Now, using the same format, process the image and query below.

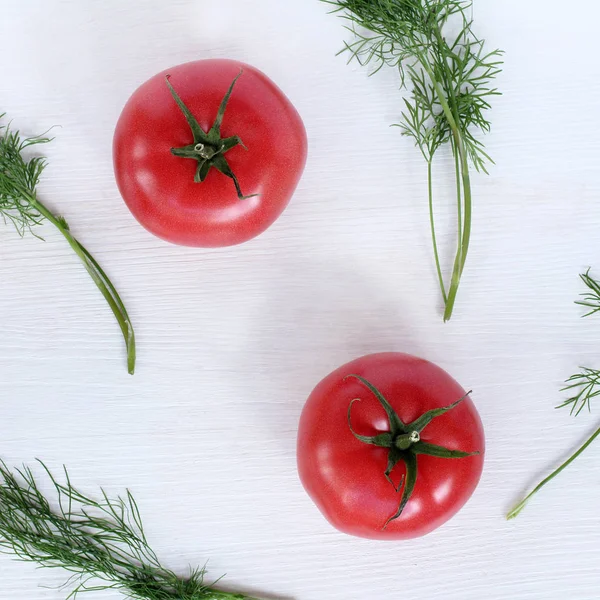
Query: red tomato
113,59,307,247
297,353,484,540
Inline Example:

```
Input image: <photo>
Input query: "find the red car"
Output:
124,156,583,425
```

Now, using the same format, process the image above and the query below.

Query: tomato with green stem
113,59,307,247
297,353,484,539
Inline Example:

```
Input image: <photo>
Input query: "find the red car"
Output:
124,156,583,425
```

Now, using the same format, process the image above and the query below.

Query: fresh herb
507,426,600,520
556,367,600,416
323,0,503,320
508,270,600,518
0,460,259,600
0,115,135,374
576,268,600,317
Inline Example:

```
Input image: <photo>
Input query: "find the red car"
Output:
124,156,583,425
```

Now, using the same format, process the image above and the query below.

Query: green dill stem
28,193,136,374
432,21,475,319
427,160,447,303
443,165,472,322
417,15,477,320
436,86,472,321
417,51,472,321
452,138,463,262
429,24,473,290
507,424,600,519
432,26,465,274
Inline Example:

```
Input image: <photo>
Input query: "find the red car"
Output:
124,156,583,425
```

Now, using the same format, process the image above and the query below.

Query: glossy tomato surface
113,59,307,247
297,353,484,540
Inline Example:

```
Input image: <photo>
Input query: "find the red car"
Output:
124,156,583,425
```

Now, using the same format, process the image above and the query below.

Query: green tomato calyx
345,374,479,529
394,430,420,450
165,71,256,200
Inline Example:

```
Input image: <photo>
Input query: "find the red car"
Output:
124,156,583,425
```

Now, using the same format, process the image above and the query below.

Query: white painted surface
1,1,600,598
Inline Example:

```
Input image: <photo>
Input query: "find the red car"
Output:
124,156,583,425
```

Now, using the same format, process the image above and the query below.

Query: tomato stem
165,72,257,200
346,375,479,527
394,431,420,450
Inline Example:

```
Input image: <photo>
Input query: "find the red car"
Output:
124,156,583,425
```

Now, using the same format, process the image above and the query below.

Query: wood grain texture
1,1,600,598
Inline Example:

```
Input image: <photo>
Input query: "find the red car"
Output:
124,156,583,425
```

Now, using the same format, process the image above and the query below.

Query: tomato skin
113,59,307,247
297,353,485,540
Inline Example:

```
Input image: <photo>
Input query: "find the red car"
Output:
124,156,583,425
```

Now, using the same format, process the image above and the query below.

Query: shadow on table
236,249,423,447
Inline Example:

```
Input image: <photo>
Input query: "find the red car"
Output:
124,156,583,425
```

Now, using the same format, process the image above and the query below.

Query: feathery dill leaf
0,114,136,374
557,368,600,416
576,268,600,318
0,460,258,600
323,0,503,320
555,270,600,415
0,114,50,235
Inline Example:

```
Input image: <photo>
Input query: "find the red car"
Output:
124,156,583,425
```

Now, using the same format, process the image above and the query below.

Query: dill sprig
556,270,600,415
0,117,49,235
556,368,600,416
0,460,259,600
576,268,600,318
0,114,135,374
508,269,600,518
507,425,600,520
323,0,503,320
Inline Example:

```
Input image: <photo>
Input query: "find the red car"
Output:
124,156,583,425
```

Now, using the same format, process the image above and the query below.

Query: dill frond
323,0,503,320
576,268,600,318
0,115,51,235
0,460,258,600
0,114,136,374
557,368,600,416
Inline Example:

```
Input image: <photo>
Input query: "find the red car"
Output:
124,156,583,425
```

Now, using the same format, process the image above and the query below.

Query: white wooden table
2,1,600,599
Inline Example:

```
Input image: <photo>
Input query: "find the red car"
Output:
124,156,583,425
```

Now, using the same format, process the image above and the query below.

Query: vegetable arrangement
1,54,310,597
2,1,599,598
323,0,502,320
0,116,136,374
